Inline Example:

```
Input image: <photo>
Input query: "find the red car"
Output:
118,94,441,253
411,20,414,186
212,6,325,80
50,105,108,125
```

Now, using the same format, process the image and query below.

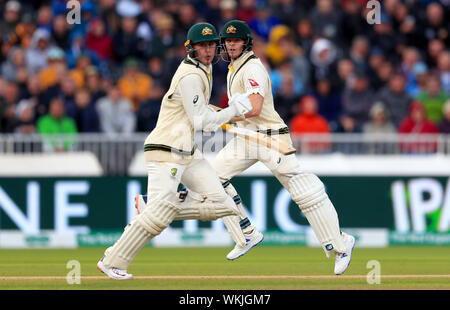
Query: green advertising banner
0,176,449,234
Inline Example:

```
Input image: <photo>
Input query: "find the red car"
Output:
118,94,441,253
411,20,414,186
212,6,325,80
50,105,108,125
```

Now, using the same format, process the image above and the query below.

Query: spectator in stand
18,75,45,122
0,1,22,38
312,77,342,132
84,65,106,103
69,54,94,89
375,72,412,128
438,100,450,133
251,35,270,70
145,55,165,101
12,102,36,134
367,47,386,91
85,18,114,63
200,0,222,26
426,39,445,69
340,0,369,47
367,13,397,60
177,2,197,34
65,31,100,70
96,83,136,134
25,28,52,75
271,62,302,123
217,0,238,31
136,96,160,133
341,71,374,130
71,1,97,39
375,59,394,90
348,35,370,75
405,61,429,98
362,101,397,154
237,0,256,24
72,87,100,133
1,47,28,85
398,101,439,153
11,12,36,50
51,14,71,50
38,47,67,91
117,57,152,111
336,58,355,91
149,13,179,59
99,0,121,35
265,24,291,67
37,97,77,152
418,2,450,49
309,0,342,44
309,37,340,91
113,5,144,63
36,5,53,33
50,75,78,121
248,0,281,42
290,95,330,153
391,1,416,47
397,47,422,90
0,81,20,132
436,50,450,95
272,0,306,29
415,74,449,123
294,18,313,58
363,102,396,135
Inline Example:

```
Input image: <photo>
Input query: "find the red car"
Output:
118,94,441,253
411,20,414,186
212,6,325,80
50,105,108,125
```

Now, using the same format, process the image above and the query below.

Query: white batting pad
289,173,346,257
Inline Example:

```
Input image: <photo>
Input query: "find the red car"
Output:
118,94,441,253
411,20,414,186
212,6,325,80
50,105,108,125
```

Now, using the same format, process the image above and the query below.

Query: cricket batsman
212,20,355,275
97,22,253,280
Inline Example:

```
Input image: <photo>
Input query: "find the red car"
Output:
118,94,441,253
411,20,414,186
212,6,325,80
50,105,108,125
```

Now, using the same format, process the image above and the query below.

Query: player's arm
227,94,263,122
179,74,251,132
241,63,267,118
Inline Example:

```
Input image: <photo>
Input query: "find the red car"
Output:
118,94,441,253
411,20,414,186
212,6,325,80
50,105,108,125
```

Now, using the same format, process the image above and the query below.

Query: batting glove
229,93,252,116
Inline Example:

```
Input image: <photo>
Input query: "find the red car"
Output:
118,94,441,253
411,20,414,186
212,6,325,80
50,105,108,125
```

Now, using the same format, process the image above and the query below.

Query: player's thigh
210,136,258,180
261,151,302,188
180,158,229,201
146,161,185,205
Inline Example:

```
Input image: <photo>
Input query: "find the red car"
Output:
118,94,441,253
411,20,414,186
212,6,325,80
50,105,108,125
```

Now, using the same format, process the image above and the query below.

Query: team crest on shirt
202,27,213,35
170,168,178,176
248,78,259,87
226,25,237,34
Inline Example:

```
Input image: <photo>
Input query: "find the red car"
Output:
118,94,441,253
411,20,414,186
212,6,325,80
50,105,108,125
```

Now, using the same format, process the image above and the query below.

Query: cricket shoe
97,256,133,280
334,233,355,275
226,229,264,260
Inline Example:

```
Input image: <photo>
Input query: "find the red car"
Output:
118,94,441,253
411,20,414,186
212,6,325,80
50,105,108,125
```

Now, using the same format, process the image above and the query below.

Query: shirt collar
186,55,212,74
228,51,254,72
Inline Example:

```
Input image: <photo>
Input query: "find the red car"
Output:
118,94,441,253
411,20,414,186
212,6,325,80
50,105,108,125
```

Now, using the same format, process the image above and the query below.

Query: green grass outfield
0,246,449,290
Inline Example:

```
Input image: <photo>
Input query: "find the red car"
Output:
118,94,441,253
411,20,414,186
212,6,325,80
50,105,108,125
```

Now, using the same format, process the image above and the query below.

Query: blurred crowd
0,0,450,152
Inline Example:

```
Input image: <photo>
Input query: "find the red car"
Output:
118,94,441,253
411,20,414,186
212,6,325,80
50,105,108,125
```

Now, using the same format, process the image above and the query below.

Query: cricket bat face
221,124,296,155
207,104,296,155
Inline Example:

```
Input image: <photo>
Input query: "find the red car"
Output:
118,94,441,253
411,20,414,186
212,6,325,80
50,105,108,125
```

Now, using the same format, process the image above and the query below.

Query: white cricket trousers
146,155,230,205
210,134,302,187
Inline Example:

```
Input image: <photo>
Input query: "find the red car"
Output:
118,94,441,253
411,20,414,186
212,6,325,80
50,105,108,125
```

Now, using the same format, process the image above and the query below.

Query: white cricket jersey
145,56,236,164
227,51,288,133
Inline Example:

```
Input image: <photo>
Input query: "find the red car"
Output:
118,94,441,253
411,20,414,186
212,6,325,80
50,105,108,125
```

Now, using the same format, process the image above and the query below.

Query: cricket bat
208,104,296,155
220,123,296,155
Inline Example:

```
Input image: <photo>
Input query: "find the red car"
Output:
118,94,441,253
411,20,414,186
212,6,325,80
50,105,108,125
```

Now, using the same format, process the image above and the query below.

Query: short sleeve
241,63,268,97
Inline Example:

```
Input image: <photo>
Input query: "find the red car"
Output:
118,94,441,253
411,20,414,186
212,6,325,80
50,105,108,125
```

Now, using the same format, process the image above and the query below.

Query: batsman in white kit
96,22,254,280
215,20,355,275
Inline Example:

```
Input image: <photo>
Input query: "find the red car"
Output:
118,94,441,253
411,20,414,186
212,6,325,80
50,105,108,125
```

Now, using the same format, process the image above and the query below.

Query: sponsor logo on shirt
248,78,259,87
